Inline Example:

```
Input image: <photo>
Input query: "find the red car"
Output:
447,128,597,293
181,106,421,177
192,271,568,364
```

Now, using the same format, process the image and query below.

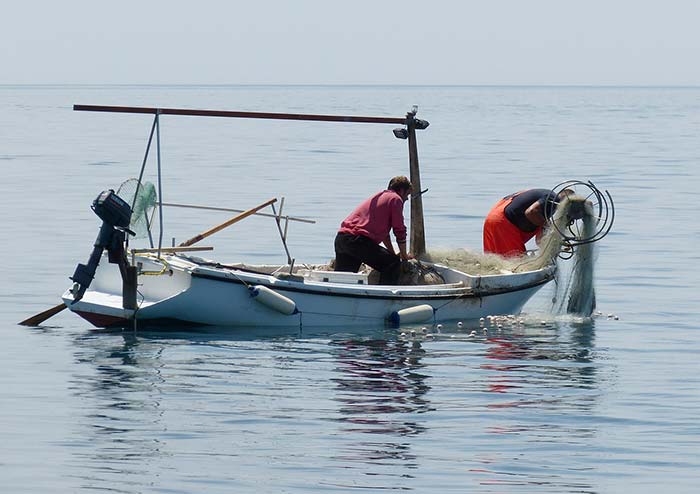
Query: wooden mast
406,111,426,258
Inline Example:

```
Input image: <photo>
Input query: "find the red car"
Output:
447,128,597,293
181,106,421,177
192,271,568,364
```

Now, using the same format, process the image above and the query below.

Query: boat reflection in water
480,318,597,403
65,319,604,492
68,331,167,490
327,337,432,467
468,317,602,492
66,325,427,490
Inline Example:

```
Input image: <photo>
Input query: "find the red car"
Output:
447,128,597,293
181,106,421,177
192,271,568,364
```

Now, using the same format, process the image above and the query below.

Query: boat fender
389,304,434,325
249,285,298,315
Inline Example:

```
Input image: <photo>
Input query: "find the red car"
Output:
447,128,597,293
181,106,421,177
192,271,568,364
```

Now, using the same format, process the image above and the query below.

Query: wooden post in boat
123,265,138,310
407,112,426,258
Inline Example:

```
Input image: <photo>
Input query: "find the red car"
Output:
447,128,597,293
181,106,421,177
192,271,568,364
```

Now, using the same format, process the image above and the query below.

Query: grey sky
2,0,699,85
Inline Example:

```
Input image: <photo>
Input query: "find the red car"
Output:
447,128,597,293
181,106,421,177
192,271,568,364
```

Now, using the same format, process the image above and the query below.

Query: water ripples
4,85,700,493
46,321,616,492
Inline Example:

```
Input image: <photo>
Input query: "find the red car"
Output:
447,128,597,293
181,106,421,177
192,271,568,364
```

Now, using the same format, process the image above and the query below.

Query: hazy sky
2,0,699,85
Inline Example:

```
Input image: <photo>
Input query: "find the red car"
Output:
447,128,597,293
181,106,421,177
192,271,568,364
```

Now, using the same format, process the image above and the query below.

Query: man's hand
398,242,413,261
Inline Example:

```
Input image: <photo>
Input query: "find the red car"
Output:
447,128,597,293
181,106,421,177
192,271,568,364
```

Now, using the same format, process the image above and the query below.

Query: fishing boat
22,104,612,329
63,245,557,328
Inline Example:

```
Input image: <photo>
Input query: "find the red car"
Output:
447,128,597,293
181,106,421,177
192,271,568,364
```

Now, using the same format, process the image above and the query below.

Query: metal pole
136,115,158,248
271,201,293,265
155,111,164,257
159,202,315,224
74,104,407,125
144,209,155,248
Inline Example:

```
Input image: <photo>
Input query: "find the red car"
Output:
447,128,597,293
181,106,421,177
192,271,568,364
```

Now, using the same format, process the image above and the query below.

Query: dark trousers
334,232,401,285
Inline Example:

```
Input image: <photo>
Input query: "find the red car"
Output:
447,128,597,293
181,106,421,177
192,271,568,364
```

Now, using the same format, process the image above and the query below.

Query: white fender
250,285,298,315
389,304,434,325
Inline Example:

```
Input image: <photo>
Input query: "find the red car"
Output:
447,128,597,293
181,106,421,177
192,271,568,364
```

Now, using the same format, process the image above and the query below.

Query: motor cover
91,190,132,228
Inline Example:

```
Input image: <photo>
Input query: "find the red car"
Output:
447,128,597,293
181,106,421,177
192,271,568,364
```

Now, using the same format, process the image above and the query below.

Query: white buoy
249,285,298,315
389,304,434,325
457,321,463,328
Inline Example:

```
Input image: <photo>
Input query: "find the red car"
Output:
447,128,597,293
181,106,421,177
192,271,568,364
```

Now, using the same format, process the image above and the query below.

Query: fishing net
359,259,445,285
420,198,579,275
422,194,600,317
551,200,598,316
116,178,157,239
512,195,599,317
422,248,521,275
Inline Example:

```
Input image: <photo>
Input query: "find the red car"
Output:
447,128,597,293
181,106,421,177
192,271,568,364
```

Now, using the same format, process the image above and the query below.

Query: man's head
545,188,585,220
543,188,575,218
556,188,575,202
557,188,590,220
388,176,412,201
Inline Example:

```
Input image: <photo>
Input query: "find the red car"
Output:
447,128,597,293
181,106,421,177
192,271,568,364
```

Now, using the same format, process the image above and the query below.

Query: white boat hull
62,254,555,328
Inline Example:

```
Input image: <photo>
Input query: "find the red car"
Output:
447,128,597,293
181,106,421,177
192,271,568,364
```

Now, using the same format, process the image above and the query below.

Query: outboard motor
70,190,136,307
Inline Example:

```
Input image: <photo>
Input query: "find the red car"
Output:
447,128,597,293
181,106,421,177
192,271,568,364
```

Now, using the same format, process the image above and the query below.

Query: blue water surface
1,85,699,493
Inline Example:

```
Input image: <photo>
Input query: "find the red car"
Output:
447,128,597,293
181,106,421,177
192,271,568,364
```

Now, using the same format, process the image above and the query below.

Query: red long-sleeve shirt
338,190,407,244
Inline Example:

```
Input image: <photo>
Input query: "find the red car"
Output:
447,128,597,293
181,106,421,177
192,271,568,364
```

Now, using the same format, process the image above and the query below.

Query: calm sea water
2,85,699,493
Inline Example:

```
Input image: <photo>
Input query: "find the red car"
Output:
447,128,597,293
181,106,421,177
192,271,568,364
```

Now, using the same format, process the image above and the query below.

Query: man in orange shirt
483,188,572,257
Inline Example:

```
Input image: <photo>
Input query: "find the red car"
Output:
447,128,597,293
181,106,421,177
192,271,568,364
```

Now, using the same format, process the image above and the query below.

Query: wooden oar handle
19,303,67,326
179,198,277,247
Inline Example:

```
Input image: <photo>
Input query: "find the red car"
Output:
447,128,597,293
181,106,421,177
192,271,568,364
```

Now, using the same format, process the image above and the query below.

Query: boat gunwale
189,269,554,300
157,253,556,299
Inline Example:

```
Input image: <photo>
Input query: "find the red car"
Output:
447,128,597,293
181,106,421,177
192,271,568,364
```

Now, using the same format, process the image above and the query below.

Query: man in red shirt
334,176,413,285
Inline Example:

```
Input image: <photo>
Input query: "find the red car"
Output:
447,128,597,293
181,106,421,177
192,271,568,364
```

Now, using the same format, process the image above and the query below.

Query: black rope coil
545,180,615,256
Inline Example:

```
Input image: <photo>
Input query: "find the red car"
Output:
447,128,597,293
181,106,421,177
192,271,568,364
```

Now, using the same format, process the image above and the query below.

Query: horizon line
1,83,700,89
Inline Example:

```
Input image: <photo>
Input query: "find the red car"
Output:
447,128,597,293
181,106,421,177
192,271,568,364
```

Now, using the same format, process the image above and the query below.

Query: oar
19,302,67,326
179,198,277,247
